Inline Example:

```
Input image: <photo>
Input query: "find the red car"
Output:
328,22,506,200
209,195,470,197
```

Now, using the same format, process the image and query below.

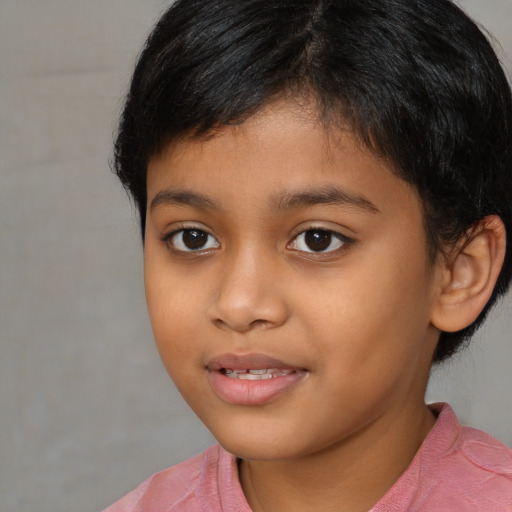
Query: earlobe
431,215,506,333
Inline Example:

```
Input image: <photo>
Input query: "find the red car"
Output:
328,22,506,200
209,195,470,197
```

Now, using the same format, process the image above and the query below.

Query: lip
207,353,301,371
206,353,307,406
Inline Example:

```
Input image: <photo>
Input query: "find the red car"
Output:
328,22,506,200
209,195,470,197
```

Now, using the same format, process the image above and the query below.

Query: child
105,0,512,510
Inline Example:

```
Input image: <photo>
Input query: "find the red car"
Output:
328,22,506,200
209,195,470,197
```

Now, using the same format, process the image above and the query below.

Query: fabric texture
104,403,512,511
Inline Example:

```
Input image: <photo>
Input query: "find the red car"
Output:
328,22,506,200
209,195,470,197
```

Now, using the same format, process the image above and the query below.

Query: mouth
206,353,307,405
222,368,297,380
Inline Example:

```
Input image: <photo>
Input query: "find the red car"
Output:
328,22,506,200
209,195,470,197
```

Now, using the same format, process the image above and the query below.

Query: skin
144,102,446,512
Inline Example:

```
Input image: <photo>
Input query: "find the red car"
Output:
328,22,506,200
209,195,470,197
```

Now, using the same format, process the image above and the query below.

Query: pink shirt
104,403,512,511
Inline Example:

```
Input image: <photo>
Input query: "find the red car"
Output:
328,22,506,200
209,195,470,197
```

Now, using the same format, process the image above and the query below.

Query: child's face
144,102,442,462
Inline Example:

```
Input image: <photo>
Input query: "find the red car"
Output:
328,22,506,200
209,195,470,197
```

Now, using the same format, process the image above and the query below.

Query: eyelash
161,226,354,255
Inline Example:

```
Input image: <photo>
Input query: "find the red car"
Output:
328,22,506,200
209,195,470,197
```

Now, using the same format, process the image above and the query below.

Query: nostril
212,318,226,330
211,317,270,332
211,316,250,331
249,319,273,330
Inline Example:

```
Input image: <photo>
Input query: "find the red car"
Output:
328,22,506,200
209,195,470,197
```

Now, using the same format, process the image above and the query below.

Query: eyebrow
149,185,379,215
270,185,379,214
150,188,221,212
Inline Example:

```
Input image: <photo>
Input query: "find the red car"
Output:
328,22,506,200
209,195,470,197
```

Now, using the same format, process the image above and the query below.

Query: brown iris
182,229,209,250
304,230,333,252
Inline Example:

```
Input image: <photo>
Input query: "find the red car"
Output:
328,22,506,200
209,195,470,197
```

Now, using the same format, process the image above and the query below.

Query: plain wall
1,1,511,511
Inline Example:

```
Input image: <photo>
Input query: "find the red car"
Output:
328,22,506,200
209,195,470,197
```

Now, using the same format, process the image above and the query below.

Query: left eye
167,229,219,252
290,229,347,253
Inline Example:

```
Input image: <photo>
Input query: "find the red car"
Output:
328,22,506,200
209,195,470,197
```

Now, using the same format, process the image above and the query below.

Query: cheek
308,248,432,367
147,292,205,403
144,258,204,370
148,294,198,352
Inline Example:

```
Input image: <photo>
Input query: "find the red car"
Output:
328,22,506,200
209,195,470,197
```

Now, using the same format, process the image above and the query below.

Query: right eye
166,229,220,252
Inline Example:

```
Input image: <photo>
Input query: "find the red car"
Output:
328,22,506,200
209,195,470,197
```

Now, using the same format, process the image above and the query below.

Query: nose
207,248,290,332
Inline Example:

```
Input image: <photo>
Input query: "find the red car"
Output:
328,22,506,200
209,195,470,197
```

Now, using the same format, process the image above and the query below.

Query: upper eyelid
290,225,353,241
161,223,215,239
161,226,218,243
290,229,350,244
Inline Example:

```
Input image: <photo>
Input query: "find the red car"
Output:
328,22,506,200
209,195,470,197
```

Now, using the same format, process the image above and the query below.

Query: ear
430,215,506,333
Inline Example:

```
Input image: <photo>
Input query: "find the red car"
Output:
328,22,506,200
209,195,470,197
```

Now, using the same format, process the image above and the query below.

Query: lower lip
207,370,307,406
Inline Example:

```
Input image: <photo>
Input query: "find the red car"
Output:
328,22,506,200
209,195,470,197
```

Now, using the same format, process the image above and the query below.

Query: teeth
267,369,294,376
223,368,295,379
238,373,273,380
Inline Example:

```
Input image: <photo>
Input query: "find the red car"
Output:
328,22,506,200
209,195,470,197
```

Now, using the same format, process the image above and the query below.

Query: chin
206,420,301,461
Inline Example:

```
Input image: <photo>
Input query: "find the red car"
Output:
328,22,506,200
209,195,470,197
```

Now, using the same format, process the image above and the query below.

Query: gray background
1,1,511,511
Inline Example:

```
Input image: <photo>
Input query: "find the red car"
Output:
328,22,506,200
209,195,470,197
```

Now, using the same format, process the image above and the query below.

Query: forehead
147,102,422,222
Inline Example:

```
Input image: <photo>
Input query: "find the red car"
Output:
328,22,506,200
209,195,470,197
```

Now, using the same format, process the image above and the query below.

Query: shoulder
448,421,512,491
458,422,512,474
103,445,233,512
417,403,512,510
434,403,512,479
373,403,512,512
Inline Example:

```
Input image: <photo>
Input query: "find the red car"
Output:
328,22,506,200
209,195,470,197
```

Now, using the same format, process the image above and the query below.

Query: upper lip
206,353,303,371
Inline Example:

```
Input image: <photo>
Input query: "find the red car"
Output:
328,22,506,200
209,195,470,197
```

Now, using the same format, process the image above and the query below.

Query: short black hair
114,0,512,363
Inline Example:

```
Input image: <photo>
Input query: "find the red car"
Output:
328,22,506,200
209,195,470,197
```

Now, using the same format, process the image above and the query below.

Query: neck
239,401,436,512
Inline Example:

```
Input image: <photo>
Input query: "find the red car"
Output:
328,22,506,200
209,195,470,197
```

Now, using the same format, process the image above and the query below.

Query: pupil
305,230,331,251
183,230,207,249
